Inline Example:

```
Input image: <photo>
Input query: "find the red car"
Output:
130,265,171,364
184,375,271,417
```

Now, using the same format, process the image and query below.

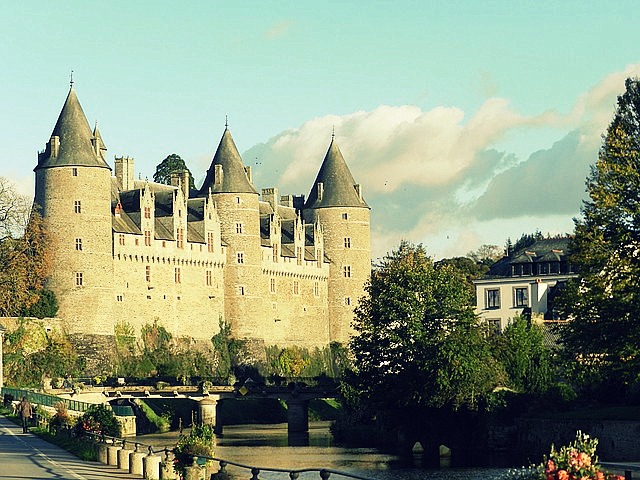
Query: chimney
181,170,190,199
115,156,135,191
262,188,278,210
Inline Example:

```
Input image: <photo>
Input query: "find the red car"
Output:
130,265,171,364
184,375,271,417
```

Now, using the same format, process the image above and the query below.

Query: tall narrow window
144,230,151,246
72,167,78,177
514,287,528,307
206,270,212,286
177,228,184,249
144,207,151,219
341,213,348,220
75,272,83,287
146,265,151,283
270,278,276,293
237,252,244,264
486,289,500,309
75,238,82,251
343,265,351,278
272,245,278,263
74,200,81,213
236,223,243,234
344,297,351,306
207,232,214,252
344,237,351,248
314,281,319,297
119,234,125,246
175,267,181,284
293,280,299,295
296,247,302,265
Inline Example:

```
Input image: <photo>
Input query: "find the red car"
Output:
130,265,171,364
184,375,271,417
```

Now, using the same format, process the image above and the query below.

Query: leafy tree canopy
466,244,503,267
490,315,553,395
558,77,640,393
0,205,53,317
153,154,196,191
349,241,506,412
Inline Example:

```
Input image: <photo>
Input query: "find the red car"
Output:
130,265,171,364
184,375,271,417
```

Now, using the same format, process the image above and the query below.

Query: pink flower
546,459,557,474
556,469,570,480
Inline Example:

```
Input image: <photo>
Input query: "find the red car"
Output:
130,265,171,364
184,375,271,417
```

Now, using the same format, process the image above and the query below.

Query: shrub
173,424,215,476
49,401,74,432
75,404,122,437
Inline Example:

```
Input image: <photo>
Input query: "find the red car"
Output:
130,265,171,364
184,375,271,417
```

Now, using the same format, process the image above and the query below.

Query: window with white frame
485,288,500,309
513,287,528,308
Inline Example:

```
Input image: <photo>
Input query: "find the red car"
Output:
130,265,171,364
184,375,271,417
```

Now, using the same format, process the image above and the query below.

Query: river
138,422,517,480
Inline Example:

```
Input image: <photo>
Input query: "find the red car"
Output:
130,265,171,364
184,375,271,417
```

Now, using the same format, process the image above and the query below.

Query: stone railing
84,430,379,480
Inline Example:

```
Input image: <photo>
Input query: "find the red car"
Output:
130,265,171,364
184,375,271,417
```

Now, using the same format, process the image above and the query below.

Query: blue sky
2,1,640,259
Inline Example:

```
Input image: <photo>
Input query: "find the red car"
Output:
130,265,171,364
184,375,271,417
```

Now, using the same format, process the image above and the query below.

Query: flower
532,432,624,480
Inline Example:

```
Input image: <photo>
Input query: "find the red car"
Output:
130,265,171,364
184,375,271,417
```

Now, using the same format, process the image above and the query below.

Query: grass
31,426,98,461
1,405,97,461
138,399,170,432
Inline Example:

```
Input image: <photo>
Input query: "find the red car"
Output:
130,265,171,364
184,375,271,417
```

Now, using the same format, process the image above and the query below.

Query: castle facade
34,86,370,348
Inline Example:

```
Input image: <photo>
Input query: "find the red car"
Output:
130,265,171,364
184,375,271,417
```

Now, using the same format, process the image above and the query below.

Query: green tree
349,241,506,412
434,256,489,297
558,77,640,393
153,154,196,190
490,315,553,394
466,244,503,267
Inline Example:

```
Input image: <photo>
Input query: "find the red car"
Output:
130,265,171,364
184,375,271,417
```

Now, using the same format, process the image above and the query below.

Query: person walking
18,397,32,433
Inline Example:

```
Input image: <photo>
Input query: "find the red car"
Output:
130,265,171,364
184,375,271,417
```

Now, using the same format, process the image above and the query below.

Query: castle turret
34,84,114,335
199,126,262,339
303,136,370,343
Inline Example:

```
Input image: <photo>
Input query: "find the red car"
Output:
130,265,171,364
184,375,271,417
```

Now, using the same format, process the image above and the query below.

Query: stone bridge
101,383,338,435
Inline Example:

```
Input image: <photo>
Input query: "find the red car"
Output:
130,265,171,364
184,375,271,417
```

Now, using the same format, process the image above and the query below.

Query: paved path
0,415,142,479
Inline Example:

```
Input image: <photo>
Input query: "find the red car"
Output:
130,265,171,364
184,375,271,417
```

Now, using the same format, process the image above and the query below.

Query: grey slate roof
198,128,258,195
305,139,368,209
36,87,110,170
485,238,572,278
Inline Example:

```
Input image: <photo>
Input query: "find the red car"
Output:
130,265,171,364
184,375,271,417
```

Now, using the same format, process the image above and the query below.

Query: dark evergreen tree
153,154,196,190
558,77,640,393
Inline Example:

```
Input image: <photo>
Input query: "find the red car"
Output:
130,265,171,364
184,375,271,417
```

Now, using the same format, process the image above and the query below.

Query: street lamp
0,323,5,390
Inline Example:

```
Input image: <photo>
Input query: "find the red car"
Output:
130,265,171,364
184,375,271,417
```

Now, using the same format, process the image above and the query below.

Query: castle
34,85,370,349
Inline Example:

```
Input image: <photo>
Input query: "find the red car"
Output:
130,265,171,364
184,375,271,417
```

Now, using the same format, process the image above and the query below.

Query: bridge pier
198,395,223,434
286,399,309,433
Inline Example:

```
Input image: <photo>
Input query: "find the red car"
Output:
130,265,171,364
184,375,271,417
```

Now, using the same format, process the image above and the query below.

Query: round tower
199,126,263,339
303,137,370,344
34,85,114,335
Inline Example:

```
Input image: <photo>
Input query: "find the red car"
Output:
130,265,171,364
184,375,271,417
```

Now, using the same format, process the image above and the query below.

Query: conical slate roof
36,86,110,170
305,138,368,209
198,127,257,195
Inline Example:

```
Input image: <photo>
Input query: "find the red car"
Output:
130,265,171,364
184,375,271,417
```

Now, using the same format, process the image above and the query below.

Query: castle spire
198,126,257,196
36,85,110,171
304,137,368,209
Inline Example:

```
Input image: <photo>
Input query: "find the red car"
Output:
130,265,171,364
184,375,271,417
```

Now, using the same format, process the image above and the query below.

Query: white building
474,238,577,333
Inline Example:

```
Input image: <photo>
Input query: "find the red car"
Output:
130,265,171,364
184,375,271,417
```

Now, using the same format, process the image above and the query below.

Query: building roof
305,138,368,209
198,128,258,195
485,237,572,278
36,86,110,171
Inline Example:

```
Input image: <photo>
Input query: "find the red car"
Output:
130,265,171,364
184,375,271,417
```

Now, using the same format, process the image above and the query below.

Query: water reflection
139,422,510,480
